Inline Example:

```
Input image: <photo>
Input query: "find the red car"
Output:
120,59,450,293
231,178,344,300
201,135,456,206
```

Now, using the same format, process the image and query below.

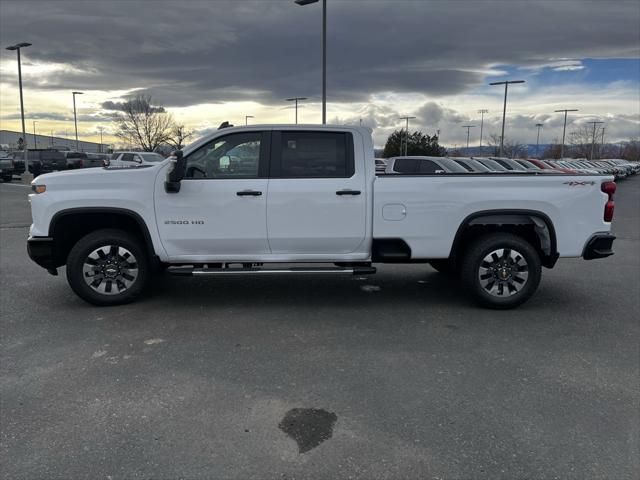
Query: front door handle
336,189,361,196
236,190,262,196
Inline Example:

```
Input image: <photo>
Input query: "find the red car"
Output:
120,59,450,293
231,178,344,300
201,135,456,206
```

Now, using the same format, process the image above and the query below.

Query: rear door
266,130,366,254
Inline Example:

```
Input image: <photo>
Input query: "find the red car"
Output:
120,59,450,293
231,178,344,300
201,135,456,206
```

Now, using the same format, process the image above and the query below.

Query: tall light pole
399,116,416,156
489,80,525,157
72,91,83,151
535,123,543,157
295,0,326,124
587,121,604,160
478,109,488,150
600,127,606,159
97,126,105,153
5,42,32,180
245,115,254,125
32,120,37,149
462,125,476,150
286,97,307,124
554,109,578,159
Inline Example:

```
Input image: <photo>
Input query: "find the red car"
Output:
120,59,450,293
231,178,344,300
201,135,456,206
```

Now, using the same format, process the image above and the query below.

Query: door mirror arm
165,150,186,193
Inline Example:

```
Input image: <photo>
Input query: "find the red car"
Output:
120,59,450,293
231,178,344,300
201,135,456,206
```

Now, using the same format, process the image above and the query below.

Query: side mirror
165,150,186,193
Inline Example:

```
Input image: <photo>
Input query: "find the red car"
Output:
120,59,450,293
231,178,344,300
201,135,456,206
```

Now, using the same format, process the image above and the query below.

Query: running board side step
167,266,376,277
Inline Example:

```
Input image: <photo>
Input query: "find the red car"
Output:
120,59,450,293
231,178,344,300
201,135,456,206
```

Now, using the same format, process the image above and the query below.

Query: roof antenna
218,121,233,130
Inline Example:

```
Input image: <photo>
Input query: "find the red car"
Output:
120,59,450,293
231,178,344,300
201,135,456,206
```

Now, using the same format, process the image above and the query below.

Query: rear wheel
66,229,149,306
461,233,541,309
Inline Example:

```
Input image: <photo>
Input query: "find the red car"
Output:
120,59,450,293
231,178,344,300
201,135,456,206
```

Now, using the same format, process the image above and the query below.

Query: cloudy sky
1,0,639,148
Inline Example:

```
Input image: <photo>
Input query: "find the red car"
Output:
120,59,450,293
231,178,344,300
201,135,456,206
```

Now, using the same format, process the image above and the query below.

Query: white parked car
108,151,165,167
27,125,616,309
384,156,469,174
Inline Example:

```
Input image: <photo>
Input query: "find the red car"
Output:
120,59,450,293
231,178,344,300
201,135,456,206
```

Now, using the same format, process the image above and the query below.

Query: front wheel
460,233,541,309
66,229,149,306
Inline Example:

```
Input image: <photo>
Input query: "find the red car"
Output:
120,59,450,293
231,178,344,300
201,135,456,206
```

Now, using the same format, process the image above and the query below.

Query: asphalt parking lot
1,177,639,479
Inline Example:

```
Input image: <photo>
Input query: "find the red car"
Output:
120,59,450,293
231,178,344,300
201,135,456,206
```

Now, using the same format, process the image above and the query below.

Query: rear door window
271,131,354,178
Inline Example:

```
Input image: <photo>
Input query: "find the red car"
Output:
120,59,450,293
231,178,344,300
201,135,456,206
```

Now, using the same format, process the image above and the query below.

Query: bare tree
166,124,194,151
112,95,174,151
569,125,603,159
541,138,563,159
486,133,525,158
622,139,640,162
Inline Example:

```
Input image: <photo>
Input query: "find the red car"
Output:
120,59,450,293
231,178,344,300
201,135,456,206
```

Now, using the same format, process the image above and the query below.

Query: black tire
460,233,541,309
429,259,457,275
66,229,149,306
2,175,11,182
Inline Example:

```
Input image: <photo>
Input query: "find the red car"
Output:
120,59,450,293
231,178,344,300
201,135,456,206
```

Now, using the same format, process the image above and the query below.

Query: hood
32,162,167,189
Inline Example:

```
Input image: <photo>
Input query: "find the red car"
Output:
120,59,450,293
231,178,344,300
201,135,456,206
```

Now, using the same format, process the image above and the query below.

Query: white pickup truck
27,125,616,309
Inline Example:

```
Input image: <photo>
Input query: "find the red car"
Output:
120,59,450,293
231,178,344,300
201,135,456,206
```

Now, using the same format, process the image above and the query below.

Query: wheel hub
82,245,139,295
478,248,529,297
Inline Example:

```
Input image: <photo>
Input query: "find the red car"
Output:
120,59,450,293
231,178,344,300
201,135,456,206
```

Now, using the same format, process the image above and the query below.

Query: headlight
31,184,46,194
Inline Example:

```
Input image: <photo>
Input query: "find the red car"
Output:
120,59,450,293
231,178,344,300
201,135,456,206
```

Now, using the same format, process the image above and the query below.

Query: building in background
0,129,109,153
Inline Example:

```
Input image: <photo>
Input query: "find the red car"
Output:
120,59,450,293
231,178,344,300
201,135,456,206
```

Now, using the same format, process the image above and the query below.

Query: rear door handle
336,189,361,196
236,190,262,196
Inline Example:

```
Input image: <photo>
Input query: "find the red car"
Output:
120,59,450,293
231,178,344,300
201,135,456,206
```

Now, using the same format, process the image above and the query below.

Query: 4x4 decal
563,181,596,186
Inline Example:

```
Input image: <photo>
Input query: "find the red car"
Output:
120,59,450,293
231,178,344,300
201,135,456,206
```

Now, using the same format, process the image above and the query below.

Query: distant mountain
450,144,554,157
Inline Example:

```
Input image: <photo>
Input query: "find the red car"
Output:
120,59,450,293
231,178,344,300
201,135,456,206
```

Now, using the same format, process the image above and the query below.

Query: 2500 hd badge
164,220,205,225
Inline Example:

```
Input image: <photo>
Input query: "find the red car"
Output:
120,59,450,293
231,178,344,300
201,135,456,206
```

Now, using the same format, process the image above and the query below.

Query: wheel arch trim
49,207,158,258
450,209,558,267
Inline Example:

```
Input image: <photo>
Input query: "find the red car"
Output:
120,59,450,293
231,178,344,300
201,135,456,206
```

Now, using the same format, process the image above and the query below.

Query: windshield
140,153,165,162
437,158,468,173
516,160,540,170
477,159,507,171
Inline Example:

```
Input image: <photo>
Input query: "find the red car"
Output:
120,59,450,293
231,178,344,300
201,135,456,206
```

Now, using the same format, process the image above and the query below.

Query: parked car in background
37,150,66,174
8,152,25,176
451,157,492,172
385,156,468,174
85,153,110,168
514,159,542,171
108,152,166,168
375,158,387,173
0,151,14,182
486,157,528,171
527,158,570,173
63,152,87,170
10,149,67,176
472,158,510,172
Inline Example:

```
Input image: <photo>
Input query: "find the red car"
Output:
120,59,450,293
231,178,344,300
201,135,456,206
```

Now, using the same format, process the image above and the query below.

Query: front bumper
583,233,616,260
27,236,58,275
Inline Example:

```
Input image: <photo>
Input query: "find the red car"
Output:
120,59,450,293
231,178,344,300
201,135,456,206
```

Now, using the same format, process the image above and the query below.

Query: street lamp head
554,109,578,113
295,0,319,5
489,80,526,85
286,97,308,101
535,123,543,127
6,42,32,50
72,91,83,95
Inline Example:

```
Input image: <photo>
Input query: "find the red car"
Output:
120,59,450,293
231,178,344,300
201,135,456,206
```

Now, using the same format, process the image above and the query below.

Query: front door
154,131,270,260
266,130,367,255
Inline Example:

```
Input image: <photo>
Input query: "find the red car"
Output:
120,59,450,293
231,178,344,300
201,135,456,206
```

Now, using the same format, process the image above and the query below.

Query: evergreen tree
382,130,446,158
